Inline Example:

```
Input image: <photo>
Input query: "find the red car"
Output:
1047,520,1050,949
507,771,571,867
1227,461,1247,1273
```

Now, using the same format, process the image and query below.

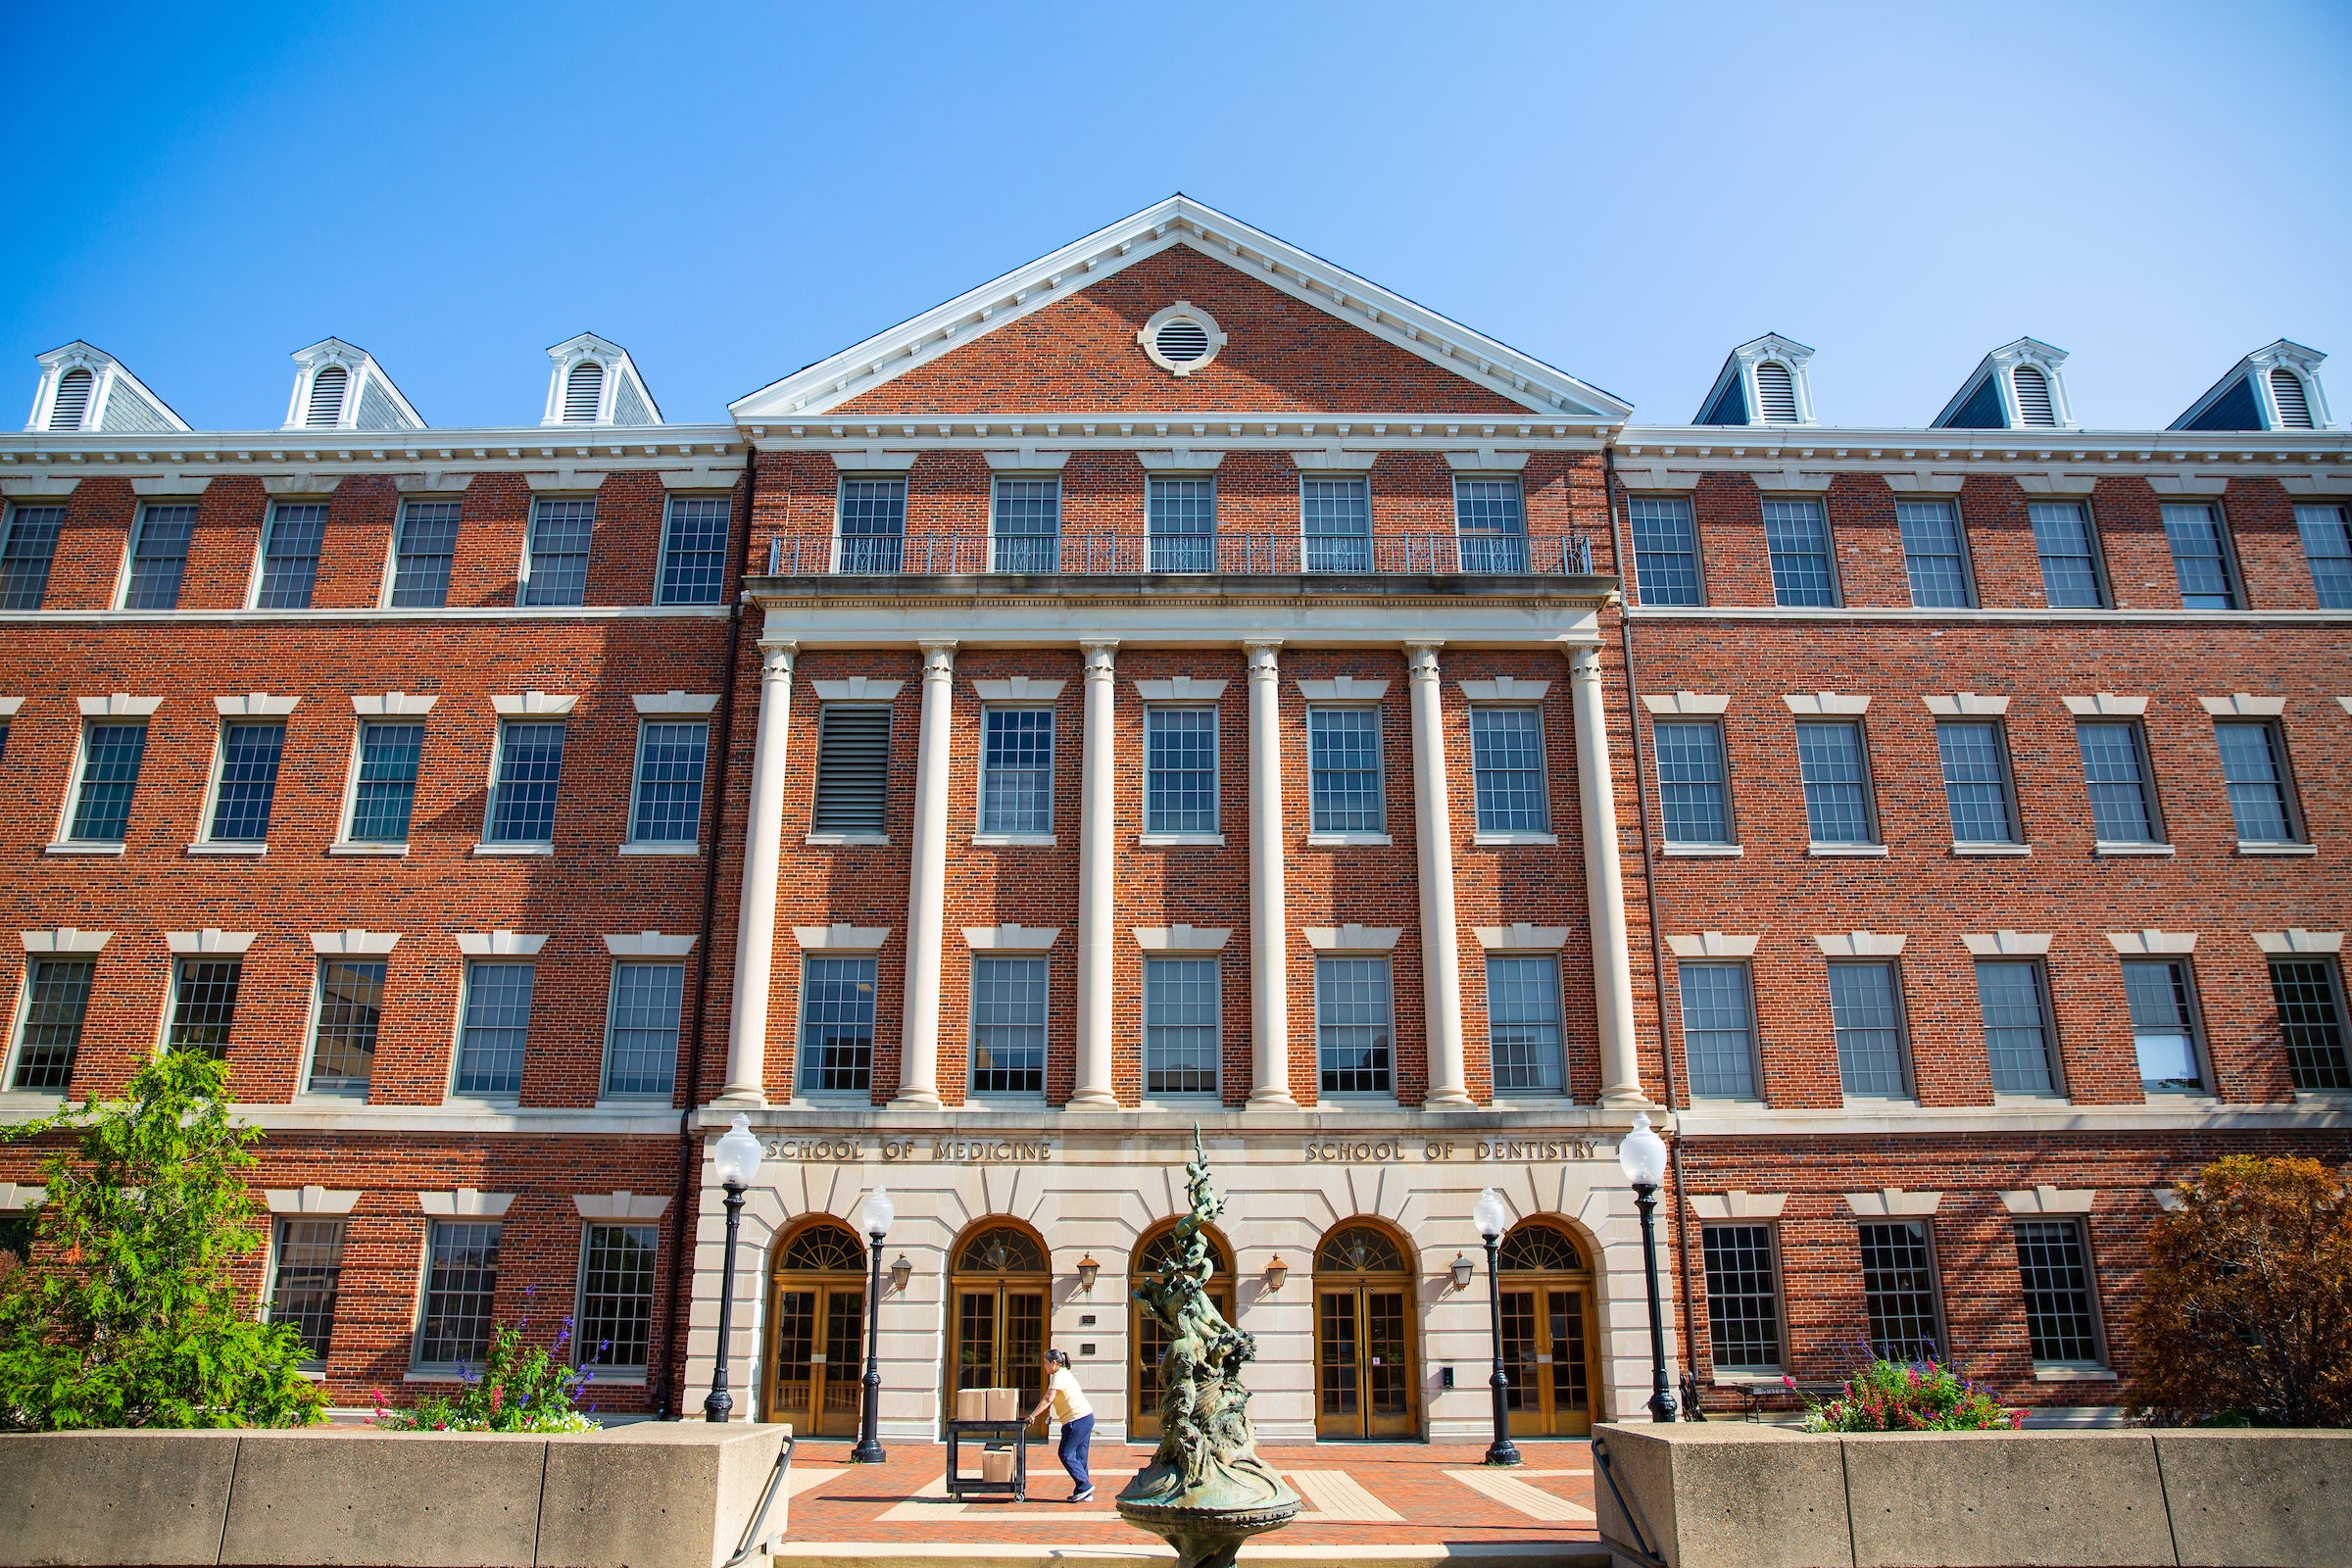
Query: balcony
764,530,1595,579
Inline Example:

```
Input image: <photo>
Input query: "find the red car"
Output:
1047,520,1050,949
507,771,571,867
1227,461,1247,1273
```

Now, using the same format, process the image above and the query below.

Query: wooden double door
764,1219,869,1438
1313,1223,1420,1440
948,1224,1050,1439
1495,1219,1601,1438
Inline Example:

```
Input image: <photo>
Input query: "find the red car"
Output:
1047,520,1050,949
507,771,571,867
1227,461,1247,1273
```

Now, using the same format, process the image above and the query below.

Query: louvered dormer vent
563,361,605,422
2271,368,2315,428
305,365,348,427
1755,361,1799,422
49,368,92,430
2011,364,2056,426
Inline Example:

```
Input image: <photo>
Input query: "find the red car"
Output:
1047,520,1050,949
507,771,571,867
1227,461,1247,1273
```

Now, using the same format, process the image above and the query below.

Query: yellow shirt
1048,1367,1094,1424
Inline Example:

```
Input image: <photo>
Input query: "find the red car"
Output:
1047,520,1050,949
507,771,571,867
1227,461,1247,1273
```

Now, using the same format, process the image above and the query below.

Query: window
2076,721,2161,845
1795,720,1878,846
1977,959,2059,1096
168,958,242,1058
1315,956,1393,1096
2269,957,2351,1092
306,959,383,1096
1486,955,1565,1096
658,495,730,605
454,961,533,1097
1679,961,1758,1099
347,721,422,844
604,962,683,1099
992,477,1059,573
979,709,1054,836
485,720,565,845
66,722,148,843
1144,708,1218,834
2013,1218,2103,1367
0,504,65,610
123,505,197,610
269,1218,345,1369
1828,961,1910,1099
1857,1220,1941,1361
2293,503,2352,609
2162,504,2239,610
1936,721,2020,845
2213,721,2299,844
798,956,877,1095
1148,476,1216,573
577,1224,658,1372
812,706,891,837
415,1220,501,1370
389,500,461,609
1454,478,1528,572
255,503,327,610
521,498,593,607
1761,499,1836,607
631,721,709,844
208,721,285,843
10,956,93,1092
970,956,1047,1097
1896,500,1973,608
1628,497,1700,607
1699,1224,1783,1372
1144,956,1219,1097
1654,720,1732,846
1469,708,1548,833
836,478,906,573
2123,957,2203,1092
2029,502,2106,609
1300,476,1371,572
1306,707,1384,833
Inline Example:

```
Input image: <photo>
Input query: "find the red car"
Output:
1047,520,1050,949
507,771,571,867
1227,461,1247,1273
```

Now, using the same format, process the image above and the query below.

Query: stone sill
1473,830,1558,847
471,842,553,857
2034,1364,2119,1382
2238,841,2318,857
806,832,889,847
43,842,124,856
1952,841,2032,857
1661,843,1742,858
186,842,268,857
1137,832,1225,848
971,832,1056,848
617,842,701,857
1808,842,1887,858
1307,831,1394,848
327,841,407,857
2095,841,2175,857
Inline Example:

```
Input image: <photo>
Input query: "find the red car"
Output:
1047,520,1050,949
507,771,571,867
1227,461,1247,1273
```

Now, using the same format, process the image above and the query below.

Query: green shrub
370,1312,600,1433
1794,1354,2021,1433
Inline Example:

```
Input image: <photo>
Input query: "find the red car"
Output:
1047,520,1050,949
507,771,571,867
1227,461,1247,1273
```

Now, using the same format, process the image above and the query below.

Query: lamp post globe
705,1113,763,1423
851,1185,894,1464
1474,1186,1520,1467
1617,1112,1679,1423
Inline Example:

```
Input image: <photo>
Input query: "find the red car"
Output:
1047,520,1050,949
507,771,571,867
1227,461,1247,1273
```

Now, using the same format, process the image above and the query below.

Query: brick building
2,198,2345,1439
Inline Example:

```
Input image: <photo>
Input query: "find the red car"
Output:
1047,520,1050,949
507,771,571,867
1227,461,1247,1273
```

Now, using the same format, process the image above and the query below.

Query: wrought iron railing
763,531,1593,578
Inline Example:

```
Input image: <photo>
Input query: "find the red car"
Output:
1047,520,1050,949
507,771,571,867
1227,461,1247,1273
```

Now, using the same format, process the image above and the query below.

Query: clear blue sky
5,1,2347,432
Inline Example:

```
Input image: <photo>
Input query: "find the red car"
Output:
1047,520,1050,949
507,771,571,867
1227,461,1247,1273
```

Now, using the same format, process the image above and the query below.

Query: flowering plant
1793,1349,2020,1433
371,1308,602,1434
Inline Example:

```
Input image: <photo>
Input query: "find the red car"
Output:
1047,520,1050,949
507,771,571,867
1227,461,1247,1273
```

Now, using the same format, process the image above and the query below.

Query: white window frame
249,499,327,612
411,1216,504,1376
1140,704,1222,845
974,704,1055,845
517,493,596,608
623,716,710,855
1466,702,1553,843
1894,496,1979,610
2160,501,2245,611
263,1212,348,1374
2028,500,2113,610
1936,717,2025,852
1677,957,1763,1102
449,957,535,1103
1626,493,1704,608
1303,702,1390,846
988,472,1062,574
1698,1220,1788,1377
383,495,464,610
654,491,733,606
600,959,686,1104
1141,953,1222,1103
5,948,101,1095
574,1221,660,1378
967,953,1051,1102
335,716,417,857
2211,717,2307,848
1761,495,1840,609
2014,1215,2111,1374
193,716,287,855
55,716,150,852
479,717,564,853
1794,715,1884,854
1311,951,1396,1103
1482,950,1568,1100
117,502,198,611
300,955,385,1101
1297,470,1374,573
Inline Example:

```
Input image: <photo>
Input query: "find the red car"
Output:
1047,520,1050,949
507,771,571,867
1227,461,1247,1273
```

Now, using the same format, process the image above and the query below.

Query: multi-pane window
123,505,197,610
1699,1224,1783,1372
1300,476,1372,572
604,963,683,1099
2161,503,2238,610
1148,476,1216,573
347,721,422,844
1454,478,1528,572
1628,496,1700,606
992,477,1060,573
486,721,565,844
2123,957,2203,1092
836,478,906,573
1977,959,2059,1096
307,959,384,1096
10,956,93,1092
0,504,65,610
979,709,1054,836
1829,961,1910,1098
658,495,730,605
2029,502,2106,608
1795,720,1877,845
389,500,461,608
1761,499,1836,607
577,1224,659,1371
1144,708,1217,834
1680,961,1759,1099
454,961,534,1097
1306,708,1384,833
798,956,877,1095
168,958,242,1058
1896,500,1973,608
521,498,594,607
2293,503,2352,609
1469,708,1547,833
1857,1220,1941,1361
269,1218,346,1369
2269,957,2352,1092
811,706,890,836
970,956,1047,1097
631,721,709,844
1315,956,1394,1096
1936,720,2020,845
1654,720,1732,846
2213,722,2298,844
68,722,148,843
2013,1219,2102,1366
208,721,285,843
416,1220,501,1370
1486,956,1565,1096
2077,721,2160,844
255,503,327,610
1144,956,1219,1097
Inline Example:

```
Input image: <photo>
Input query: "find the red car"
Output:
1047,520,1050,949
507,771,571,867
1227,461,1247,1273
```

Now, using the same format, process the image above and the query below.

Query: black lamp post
851,1185,895,1464
705,1113,764,1423
1472,1187,1521,1467
1617,1112,1678,1422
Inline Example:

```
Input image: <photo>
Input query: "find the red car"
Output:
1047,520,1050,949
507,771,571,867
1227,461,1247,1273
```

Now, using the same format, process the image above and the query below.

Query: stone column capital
757,642,797,680
917,641,957,676
1080,641,1118,676
1403,642,1444,679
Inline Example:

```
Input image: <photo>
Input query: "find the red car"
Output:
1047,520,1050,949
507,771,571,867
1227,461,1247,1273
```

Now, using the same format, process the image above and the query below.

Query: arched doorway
1313,1220,1420,1440
1497,1217,1602,1437
1129,1220,1235,1442
764,1217,866,1437
948,1221,1051,1437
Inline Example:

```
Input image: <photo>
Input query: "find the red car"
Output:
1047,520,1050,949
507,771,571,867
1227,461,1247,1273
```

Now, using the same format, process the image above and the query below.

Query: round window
1137,302,1226,376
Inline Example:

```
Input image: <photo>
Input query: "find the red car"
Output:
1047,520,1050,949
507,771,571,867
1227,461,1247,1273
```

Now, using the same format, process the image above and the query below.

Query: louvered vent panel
1155,318,1211,364
2011,364,2056,426
1754,361,1799,422
812,706,892,834
48,368,93,431
305,365,348,427
2271,368,2315,428
564,362,605,422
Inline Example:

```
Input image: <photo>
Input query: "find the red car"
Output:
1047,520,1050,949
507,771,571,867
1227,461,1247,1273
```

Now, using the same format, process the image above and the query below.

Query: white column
1569,644,1647,1106
893,641,956,1110
1244,641,1296,1109
719,641,794,1105
1070,640,1120,1110
1405,643,1473,1109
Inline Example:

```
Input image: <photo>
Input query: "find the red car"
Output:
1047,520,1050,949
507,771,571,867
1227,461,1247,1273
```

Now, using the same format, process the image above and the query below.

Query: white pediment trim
2107,929,2196,955
1302,924,1401,953
811,677,904,703
22,928,111,954
795,923,891,952
973,677,1065,703
1138,449,1226,471
215,693,300,717
456,931,549,956
2252,929,2343,955
311,930,399,956
830,450,920,471
1473,924,1572,953
78,694,162,717
2199,694,2286,717
492,691,577,717
2001,1186,2095,1215
1687,1191,1788,1220
1963,931,2052,956
1290,449,1382,471
1844,1188,1940,1216
2063,693,2147,717
353,692,439,716
964,923,1059,951
574,1191,669,1221
167,929,256,955
1784,691,1872,715
633,691,720,715
1297,676,1389,702
1923,693,2011,716
1666,932,1757,958
1458,676,1549,703
1133,924,1231,952
267,1186,363,1215
1814,931,1907,957
418,1189,515,1217
1641,691,1729,716
605,931,697,957
1136,677,1227,702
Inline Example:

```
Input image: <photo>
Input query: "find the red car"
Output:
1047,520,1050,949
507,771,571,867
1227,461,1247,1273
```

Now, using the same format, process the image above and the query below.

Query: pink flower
1782,1375,1796,1389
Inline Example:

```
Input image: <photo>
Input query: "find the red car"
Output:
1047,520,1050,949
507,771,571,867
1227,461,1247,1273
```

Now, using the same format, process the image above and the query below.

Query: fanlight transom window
1138,1225,1232,1278
1498,1220,1586,1273
955,1224,1047,1274
780,1219,865,1273
1316,1223,1407,1274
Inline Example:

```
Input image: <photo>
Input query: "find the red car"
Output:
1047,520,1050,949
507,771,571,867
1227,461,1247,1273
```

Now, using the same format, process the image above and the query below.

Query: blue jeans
1057,1413,1094,1492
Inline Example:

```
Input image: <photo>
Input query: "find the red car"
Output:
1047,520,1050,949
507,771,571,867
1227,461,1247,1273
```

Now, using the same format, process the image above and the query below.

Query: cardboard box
980,1448,1015,1485
983,1388,1020,1422
955,1387,986,1422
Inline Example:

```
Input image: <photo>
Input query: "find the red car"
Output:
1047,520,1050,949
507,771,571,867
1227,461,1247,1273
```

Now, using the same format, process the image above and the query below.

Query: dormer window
1754,362,1799,423
1693,334,1816,427
24,343,189,436
2270,368,2315,429
304,365,348,427
49,368,92,431
564,361,606,423
2011,364,2057,427
541,334,660,428
2173,339,2330,432
280,339,422,433
1932,339,2075,431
